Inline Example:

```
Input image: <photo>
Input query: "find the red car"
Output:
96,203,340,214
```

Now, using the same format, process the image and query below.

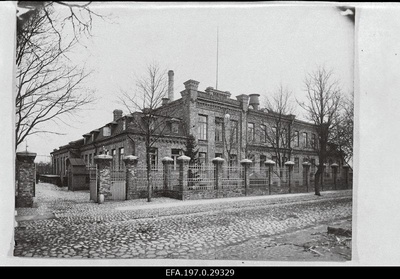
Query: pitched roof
66,158,86,166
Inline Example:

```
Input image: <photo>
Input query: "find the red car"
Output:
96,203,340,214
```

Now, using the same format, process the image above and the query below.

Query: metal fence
134,167,164,191
222,166,244,188
187,164,215,190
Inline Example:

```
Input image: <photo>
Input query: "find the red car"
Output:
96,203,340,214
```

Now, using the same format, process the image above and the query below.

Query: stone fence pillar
285,161,295,194
212,157,224,197
16,151,37,208
123,155,138,200
162,157,174,191
240,159,252,196
94,154,112,203
177,155,191,192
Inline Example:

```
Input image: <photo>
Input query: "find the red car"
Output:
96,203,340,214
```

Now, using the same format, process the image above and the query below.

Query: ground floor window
149,147,158,170
229,154,237,167
294,157,299,173
118,147,124,170
199,152,207,165
171,149,182,170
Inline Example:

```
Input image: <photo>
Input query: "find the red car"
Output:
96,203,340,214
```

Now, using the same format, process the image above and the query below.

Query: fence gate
110,169,126,200
88,166,97,202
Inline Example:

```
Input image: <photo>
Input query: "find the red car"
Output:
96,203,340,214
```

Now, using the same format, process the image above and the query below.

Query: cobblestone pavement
14,183,352,261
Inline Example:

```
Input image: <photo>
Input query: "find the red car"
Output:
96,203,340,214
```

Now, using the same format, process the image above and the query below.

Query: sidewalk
15,182,352,224
115,190,352,211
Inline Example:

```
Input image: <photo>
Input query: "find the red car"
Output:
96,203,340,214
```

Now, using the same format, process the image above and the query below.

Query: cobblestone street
14,183,352,261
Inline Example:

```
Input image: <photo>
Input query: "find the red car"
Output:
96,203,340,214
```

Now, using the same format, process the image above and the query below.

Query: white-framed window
171,149,181,170
198,115,208,140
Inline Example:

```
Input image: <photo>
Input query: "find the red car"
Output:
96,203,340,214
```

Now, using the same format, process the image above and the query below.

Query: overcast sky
17,2,355,162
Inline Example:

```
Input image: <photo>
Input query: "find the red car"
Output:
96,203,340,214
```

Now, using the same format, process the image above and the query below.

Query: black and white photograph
1,1,400,267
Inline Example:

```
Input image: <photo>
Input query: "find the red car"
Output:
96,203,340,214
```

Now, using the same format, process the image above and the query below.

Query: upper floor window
215,118,223,142
311,133,317,149
122,119,126,131
302,132,308,148
260,124,267,143
230,120,238,143
248,122,255,142
103,126,111,137
282,128,287,146
171,122,179,133
198,115,208,140
271,127,277,146
294,130,299,147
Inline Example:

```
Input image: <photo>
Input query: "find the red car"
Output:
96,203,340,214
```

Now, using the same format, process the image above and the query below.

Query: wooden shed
66,158,89,191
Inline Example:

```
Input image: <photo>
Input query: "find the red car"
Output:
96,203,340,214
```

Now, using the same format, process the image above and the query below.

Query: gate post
162,157,174,191
94,154,113,203
240,159,252,196
265,159,276,195
285,161,295,194
177,155,191,192
123,155,138,200
212,157,225,197
16,151,37,208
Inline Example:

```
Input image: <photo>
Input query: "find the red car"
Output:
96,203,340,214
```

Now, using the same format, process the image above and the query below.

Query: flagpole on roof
216,26,219,90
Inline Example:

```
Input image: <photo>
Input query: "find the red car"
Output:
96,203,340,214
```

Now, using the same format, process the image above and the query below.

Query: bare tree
263,85,296,177
15,2,104,149
120,63,179,202
223,117,238,167
333,91,354,165
298,66,343,196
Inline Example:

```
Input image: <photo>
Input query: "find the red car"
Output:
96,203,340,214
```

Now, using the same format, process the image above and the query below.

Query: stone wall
16,152,36,208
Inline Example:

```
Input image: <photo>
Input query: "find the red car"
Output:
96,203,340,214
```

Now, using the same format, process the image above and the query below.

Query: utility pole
216,26,219,90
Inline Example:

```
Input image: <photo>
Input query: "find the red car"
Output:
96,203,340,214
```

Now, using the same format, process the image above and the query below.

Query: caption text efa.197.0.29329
165,268,235,277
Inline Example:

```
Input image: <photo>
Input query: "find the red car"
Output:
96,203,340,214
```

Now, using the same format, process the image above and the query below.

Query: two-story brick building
51,71,330,182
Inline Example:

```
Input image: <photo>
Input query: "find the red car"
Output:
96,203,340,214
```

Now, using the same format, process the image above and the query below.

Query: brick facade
51,73,344,187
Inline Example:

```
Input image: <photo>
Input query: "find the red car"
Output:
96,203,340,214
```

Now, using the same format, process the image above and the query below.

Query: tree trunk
314,168,321,196
146,144,152,202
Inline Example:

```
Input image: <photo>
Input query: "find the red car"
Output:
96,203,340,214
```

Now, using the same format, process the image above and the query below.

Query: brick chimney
113,109,123,121
168,70,174,101
248,94,260,110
